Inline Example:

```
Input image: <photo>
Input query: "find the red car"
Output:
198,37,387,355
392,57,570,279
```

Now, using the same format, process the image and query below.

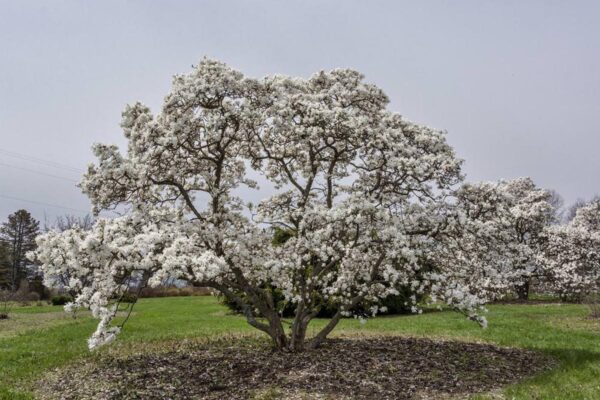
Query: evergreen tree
0,242,10,289
0,210,40,291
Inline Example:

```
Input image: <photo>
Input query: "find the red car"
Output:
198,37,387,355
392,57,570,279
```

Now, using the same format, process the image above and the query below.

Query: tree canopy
31,59,566,351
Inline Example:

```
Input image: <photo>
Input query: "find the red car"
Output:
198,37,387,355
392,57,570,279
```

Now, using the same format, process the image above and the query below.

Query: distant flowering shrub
539,201,600,303
447,178,554,301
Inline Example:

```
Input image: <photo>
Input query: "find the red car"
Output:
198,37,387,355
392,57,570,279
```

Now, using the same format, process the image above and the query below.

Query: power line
0,161,79,183
0,194,91,214
0,147,82,173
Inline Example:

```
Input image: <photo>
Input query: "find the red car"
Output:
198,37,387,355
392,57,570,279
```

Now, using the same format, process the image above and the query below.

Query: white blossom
538,201,600,298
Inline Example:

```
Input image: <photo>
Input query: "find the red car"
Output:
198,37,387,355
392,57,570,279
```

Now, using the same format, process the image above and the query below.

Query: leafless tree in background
565,195,600,223
546,189,565,224
44,214,94,232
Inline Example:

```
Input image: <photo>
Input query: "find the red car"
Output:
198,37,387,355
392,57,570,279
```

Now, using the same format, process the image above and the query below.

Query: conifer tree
0,209,40,291
0,243,10,289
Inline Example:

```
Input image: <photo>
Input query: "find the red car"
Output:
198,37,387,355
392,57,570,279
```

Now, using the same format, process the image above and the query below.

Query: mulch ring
37,336,555,400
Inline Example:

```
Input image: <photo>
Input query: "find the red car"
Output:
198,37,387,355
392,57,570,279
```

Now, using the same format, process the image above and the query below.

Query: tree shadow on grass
500,347,600,399
540,347,600,377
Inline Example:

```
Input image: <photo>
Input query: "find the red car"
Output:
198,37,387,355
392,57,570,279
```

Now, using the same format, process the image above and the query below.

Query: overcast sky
1,0,599,223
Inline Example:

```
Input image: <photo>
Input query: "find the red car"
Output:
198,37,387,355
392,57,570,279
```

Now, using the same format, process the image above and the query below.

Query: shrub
15,279,36,306
51,295,73,306
139,286,211,298
28,276,51,300
379,286,425,315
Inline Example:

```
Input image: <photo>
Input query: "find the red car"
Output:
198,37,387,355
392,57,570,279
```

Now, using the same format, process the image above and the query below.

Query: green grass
1,297,599,399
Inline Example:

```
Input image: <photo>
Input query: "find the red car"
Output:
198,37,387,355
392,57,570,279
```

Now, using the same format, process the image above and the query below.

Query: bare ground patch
37,337,554,400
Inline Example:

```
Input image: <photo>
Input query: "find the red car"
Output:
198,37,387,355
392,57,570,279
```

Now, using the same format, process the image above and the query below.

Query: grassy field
1,297,600,399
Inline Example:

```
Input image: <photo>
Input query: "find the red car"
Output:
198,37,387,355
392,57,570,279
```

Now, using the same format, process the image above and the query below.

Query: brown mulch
37,337,554,400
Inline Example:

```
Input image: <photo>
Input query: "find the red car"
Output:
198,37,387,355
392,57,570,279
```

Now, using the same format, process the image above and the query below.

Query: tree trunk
307,310,343,350
289,315,309,352
515,279,530,301
264,310,288,350
214,283,348,352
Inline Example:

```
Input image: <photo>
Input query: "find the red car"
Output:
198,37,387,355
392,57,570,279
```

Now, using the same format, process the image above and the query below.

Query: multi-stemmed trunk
253,307,340,352
230,288,365,352
218,289,343,352
515,279,530,301
276,311,343,352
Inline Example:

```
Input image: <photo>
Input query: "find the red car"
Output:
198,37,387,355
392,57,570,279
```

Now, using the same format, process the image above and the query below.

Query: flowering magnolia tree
539,201,600,300
432,181,525,301
430,178,553,302
33,59,518,352
489,178,553,299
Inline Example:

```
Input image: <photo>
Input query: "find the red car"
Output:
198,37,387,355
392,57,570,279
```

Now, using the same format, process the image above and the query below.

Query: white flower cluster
33,209,230,349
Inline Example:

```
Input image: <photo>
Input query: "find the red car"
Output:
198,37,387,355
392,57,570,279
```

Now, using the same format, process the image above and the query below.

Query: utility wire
0,149,119,217
0,161,79,183
0,150,91,215
0,194,90,214
0,147,82,173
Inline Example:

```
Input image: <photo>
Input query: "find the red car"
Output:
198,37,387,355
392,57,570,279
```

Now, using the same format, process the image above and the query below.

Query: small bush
379,287,424,315
14,279,40,306
139,286,211,298
51,295,73,306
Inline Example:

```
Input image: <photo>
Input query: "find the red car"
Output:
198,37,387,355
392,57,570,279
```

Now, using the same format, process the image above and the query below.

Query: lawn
1,297,599,399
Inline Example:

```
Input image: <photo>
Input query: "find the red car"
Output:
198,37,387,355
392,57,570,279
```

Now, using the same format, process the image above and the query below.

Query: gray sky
1,0,599,223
